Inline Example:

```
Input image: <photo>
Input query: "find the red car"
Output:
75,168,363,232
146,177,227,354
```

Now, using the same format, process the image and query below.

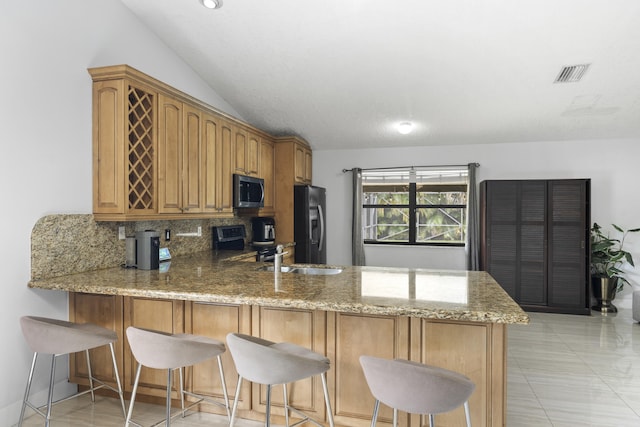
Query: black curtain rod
342,163,479,173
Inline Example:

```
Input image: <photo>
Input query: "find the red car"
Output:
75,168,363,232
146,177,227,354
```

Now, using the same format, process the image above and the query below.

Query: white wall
0,1,242,423
313,138,640,308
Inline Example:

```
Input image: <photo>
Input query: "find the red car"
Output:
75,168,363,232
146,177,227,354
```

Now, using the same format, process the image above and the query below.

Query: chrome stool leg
217,355,231,419
265,384,272,427
45,355,57,427
18,353,38,427
108,342,127,418
229,375,244,427
125,363,143,427
321,372,335,427
282,383,290,427
370,400,380,427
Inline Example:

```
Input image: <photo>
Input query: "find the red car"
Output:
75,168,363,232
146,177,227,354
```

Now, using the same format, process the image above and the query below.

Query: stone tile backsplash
31,214,252,280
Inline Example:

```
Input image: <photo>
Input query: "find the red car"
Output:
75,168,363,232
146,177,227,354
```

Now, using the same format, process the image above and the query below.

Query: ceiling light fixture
200,0,223,9
397,122,414,135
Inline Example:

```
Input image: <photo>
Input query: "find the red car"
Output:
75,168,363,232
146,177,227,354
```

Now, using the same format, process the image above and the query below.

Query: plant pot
591,276,619,313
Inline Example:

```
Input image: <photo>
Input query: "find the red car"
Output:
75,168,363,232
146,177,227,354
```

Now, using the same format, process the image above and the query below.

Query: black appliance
294,185,326,264
252,217,275,246
233,174,264,208
212,224,278,262
135,230,160,270
255,246,278,262
212,225,246,250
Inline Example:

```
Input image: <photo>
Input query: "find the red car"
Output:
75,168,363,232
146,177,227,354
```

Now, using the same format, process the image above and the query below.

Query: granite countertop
28,250,529,324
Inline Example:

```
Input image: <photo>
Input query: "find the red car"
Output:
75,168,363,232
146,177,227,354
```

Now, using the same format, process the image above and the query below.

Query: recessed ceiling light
200,0,223,9
397,122,414,135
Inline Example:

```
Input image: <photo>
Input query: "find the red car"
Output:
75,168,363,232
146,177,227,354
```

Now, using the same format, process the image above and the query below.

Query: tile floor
17,309,640,426
507,308,640,426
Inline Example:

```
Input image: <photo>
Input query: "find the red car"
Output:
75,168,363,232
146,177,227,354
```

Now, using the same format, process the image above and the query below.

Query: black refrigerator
294,185,326,264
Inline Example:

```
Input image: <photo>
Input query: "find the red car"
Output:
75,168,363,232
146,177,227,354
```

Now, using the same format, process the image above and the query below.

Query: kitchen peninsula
29,250,528,427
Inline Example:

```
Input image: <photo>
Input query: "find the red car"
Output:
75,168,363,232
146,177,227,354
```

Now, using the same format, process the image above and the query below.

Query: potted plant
590,223,640,313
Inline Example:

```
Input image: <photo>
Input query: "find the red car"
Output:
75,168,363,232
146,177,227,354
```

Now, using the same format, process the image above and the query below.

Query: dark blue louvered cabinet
480,179,591,314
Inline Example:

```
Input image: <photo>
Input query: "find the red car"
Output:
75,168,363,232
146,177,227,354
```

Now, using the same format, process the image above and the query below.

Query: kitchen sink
257,265,343,275
287,267,343,275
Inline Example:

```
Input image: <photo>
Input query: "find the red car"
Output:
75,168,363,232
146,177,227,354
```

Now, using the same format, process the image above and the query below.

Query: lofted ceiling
121,0,640,150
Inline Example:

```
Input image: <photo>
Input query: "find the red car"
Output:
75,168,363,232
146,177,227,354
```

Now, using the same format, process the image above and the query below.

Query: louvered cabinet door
547,180,590,310
481,181,518,299
518,181,546,305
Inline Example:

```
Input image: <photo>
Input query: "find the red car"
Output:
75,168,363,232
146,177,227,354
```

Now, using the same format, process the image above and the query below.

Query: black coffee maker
252,217,275,247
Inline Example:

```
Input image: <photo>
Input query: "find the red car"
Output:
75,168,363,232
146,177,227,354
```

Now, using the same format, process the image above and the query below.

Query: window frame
362,170,468,247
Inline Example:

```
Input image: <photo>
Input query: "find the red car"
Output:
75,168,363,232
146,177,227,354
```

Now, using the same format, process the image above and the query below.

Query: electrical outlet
197,226,202,237
118,226,126,240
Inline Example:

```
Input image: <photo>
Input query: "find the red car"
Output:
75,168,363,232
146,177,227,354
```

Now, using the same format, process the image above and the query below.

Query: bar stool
125,326,230,426
18,316,126,427
226,333,335,427
359,355,475,427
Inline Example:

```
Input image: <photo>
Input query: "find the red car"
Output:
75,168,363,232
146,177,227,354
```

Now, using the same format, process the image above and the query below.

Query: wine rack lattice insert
127,86,154,210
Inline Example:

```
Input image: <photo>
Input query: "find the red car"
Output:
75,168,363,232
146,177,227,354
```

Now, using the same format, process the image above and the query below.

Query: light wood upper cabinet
89,64,306,221
91,76,157,219
158,97,207,214
157,94,184,214
259,137,275,215
217,120,235,213
274,136,313,243
202,115,234,215
234,127,260,177
294,143,312,184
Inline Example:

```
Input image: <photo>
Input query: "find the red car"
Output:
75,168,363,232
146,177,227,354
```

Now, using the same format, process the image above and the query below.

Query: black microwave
233,174,264,208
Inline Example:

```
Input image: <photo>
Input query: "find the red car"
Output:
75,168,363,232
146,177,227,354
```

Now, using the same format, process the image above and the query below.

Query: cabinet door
202,112,219,212
519,181,547,305
93,80,125,215
247,132,260,177
185,302,251,415
69,293,124,390
481,181,518,299
547,180,589,310
252,307,327,423
123,297,184,397
417,320,502,427
304,148,312,183
259,138,275,213
327,313,409,427
234,127,247,175
182,103,202,213
157,94,183,214
218,120,235,214
294,144,306,183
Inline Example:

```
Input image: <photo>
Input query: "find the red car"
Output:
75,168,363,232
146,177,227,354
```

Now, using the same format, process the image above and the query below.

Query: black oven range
212,225,277,262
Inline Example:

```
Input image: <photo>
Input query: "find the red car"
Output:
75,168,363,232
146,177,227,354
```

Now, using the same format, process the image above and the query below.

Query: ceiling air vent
554,64,590,83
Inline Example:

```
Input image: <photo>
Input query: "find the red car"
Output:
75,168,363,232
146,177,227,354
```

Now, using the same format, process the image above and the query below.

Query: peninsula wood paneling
185,302,251,415
69,294,509,427
252,307,327,423
123,297,184,397
327,313,410,427
69,293,124,391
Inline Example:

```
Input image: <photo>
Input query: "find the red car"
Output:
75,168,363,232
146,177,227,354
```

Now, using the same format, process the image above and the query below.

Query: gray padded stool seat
125,326,230,426
18,316,126,427
226,333,335,427
360,355,475,427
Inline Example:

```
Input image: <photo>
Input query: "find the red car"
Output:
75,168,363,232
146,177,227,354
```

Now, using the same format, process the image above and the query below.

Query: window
362,167,468,245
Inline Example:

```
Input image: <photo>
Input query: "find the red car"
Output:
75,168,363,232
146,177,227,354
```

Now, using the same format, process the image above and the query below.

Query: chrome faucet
274,244,287,274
